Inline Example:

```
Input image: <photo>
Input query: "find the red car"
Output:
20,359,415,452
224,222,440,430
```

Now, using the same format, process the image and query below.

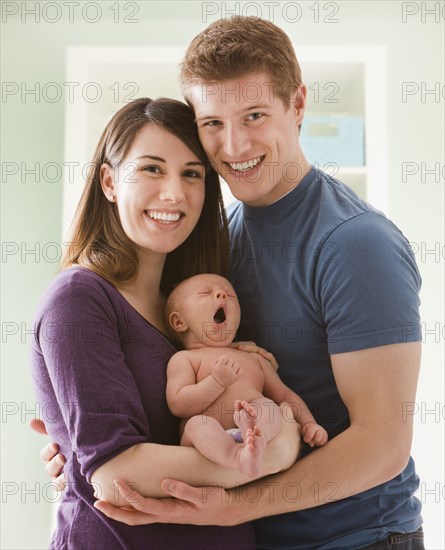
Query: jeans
359,527,424,549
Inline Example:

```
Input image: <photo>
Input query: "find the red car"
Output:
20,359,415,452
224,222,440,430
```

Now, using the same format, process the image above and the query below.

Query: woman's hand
231,341,279,371
30,419,67,491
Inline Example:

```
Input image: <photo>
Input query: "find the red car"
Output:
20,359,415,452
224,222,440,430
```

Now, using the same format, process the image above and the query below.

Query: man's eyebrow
194,115,219,122
195,104,271,122
246,104,271,111
135,155,204,166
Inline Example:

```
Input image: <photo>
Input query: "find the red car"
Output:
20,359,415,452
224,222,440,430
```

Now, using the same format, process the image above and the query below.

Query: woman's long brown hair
62,97,229,295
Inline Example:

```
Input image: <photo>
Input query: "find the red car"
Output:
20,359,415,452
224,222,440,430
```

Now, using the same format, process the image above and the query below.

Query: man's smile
226,156,265,172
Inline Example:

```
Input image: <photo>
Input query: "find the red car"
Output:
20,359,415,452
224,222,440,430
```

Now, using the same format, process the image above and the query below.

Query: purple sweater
30,267,254,549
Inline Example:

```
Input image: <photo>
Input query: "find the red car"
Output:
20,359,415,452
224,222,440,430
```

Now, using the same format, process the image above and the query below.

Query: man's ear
169,311,188,333
289,84,307,127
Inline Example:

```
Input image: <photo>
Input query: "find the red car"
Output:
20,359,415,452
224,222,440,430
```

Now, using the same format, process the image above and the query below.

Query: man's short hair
180,16,302,107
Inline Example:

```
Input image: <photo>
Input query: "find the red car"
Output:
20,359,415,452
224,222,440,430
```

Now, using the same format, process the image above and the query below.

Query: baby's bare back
189,347,265,429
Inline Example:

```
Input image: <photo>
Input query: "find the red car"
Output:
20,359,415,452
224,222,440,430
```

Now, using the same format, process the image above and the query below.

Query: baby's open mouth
213,307,226,324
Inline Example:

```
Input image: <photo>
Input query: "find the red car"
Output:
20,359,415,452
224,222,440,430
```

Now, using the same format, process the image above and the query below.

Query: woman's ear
168,311,188,333
100,163,116,202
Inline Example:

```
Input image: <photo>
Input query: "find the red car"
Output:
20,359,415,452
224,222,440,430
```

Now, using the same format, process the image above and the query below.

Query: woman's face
103,124,206,256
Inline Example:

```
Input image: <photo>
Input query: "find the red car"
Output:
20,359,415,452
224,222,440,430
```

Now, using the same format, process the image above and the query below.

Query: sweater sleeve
314,212,422,354
34,274,150,481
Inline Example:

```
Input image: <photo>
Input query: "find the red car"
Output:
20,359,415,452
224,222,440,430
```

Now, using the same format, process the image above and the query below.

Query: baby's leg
234,397,282,443
181,415,266,478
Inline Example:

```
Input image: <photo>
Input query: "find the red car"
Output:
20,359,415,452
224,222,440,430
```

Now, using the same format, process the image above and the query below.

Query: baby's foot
234,400,258,435
237,426,266,478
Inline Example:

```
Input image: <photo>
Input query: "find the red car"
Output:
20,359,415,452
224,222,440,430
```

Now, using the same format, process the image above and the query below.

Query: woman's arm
32,276,300,505
35,404,301,504
91,408,300,504
93,343,421,526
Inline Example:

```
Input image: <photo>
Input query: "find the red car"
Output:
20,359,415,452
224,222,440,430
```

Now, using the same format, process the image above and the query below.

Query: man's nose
222,124,251,159
159,175,185,203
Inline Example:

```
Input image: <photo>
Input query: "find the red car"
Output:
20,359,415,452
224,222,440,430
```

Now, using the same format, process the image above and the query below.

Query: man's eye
204,120,222,127
247,112,263,121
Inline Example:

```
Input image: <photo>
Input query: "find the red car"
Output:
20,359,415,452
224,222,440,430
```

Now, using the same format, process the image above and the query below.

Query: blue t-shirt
227,167,422,549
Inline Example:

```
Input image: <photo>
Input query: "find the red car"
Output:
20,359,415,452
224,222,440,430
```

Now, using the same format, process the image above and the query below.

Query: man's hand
94,479,234,526
30,418,48,435
231,341,279,371
93,402,300,525
30,419,67,492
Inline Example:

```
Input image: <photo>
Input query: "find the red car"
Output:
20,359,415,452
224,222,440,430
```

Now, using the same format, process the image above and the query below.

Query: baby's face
173,274,241,346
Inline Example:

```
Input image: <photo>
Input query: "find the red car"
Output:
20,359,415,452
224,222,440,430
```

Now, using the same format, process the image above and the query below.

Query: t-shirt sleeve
35,277,150,481
314,213,422,354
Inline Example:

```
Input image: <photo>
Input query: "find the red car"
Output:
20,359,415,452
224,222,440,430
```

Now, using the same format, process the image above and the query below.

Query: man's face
188,71,306,207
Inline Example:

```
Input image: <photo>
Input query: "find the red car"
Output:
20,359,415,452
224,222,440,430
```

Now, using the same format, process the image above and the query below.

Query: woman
30,98,298,549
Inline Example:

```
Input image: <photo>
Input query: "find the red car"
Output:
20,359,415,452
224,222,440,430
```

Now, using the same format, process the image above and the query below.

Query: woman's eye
143,165,161,174
183,170,203,179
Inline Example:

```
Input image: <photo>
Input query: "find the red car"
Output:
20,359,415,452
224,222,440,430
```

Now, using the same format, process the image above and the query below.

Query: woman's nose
159,175,185,203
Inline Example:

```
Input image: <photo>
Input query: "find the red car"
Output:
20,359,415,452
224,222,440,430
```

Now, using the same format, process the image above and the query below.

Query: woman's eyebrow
136,155,165,162
135,155,203,167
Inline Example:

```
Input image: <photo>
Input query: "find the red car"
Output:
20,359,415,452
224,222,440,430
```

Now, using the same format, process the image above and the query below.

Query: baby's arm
166,351,239,418
258,355,328,447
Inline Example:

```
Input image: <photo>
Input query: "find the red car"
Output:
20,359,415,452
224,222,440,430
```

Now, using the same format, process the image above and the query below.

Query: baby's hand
301,421,328,448
211,354,241,387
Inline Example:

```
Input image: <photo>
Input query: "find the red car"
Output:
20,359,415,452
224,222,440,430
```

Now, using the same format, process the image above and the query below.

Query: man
43,16,424,549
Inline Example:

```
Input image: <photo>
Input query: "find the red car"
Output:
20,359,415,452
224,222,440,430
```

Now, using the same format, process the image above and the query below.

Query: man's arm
227,341,421,522
94,341,420,525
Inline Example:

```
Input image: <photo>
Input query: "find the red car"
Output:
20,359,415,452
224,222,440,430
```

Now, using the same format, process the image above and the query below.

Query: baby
165,273,328,478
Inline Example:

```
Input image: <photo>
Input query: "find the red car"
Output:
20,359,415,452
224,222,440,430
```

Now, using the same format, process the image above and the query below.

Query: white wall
2,1,443,548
